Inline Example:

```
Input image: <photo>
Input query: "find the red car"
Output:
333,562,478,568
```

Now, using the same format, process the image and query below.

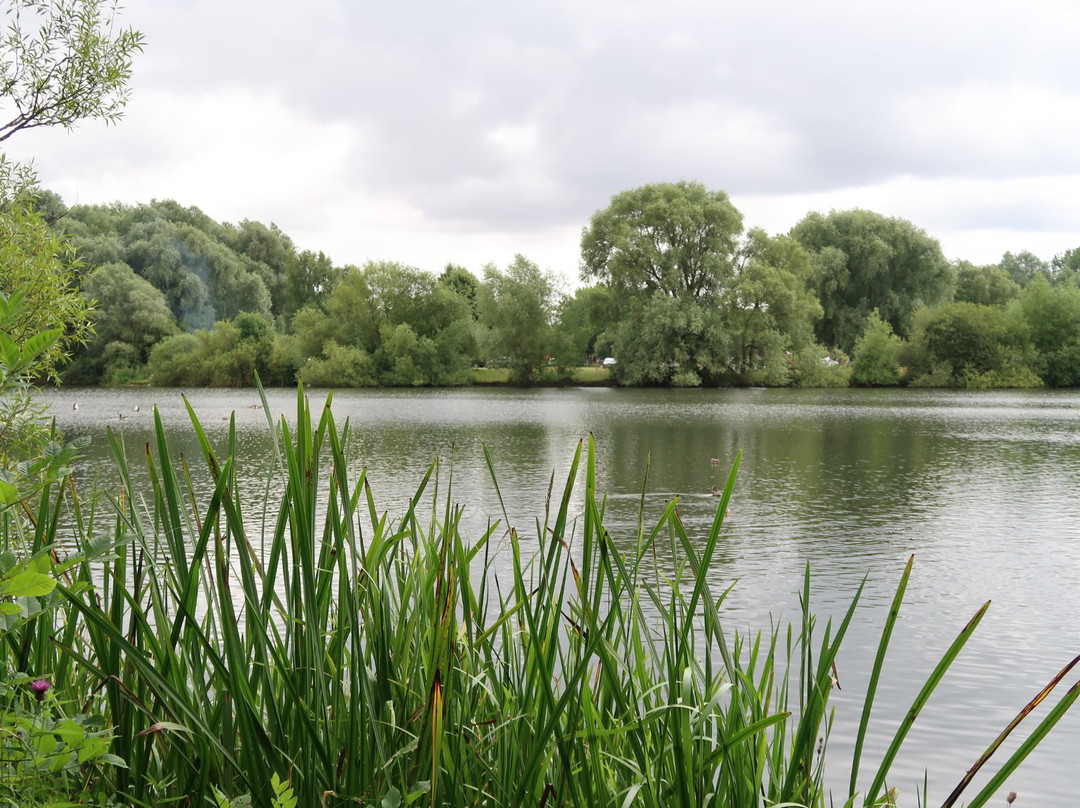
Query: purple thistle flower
30,680,51,701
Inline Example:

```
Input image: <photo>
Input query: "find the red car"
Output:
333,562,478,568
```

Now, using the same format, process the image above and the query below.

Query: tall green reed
29,383,1079,807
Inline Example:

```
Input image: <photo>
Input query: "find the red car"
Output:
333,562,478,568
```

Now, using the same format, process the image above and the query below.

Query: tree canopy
791,209,953,353
580,181,743,303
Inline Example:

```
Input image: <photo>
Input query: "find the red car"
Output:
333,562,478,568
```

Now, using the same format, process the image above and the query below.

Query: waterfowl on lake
710,457,720,465
72,402,78,411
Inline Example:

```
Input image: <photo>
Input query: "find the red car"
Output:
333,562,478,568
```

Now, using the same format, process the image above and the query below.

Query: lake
44,385,1080,806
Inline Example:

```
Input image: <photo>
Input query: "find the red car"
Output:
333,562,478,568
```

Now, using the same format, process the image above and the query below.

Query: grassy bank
0,386,1076,807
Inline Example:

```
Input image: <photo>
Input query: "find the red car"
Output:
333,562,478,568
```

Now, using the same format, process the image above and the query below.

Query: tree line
27,181,1080,389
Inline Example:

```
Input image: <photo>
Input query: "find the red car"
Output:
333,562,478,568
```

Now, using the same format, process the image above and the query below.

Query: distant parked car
602,357,616,367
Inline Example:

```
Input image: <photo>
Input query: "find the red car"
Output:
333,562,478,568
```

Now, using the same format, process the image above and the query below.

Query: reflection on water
43,385,1080,804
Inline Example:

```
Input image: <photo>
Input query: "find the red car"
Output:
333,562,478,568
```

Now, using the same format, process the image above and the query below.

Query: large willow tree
791,208,953,354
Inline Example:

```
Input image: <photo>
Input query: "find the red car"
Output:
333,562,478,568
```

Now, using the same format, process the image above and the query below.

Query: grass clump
0,383,1076,806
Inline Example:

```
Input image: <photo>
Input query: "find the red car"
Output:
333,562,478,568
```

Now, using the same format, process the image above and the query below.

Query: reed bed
2,384,1077,807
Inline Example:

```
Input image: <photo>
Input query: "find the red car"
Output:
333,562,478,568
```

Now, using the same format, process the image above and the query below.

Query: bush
301,340,376,387
852,311,902,386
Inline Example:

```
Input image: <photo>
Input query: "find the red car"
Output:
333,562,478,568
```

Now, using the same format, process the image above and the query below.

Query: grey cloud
63,0,1080,243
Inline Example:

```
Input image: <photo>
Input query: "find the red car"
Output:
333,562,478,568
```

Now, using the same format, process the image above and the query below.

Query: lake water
44,385,1080,806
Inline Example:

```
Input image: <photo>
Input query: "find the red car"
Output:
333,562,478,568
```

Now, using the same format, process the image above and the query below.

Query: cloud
11,86,357,233
9,0,1080,280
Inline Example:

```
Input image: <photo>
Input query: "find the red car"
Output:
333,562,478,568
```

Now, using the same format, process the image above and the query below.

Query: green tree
0,0,142,457
1051,247,1080,287
123,218,215,328
1016,274,1080,386
0,198,91,377
147,332,203,386
304,261,475,386
477,255,559,384
551,285,616,372
229,219,295,316
146,313,278,388
580,182,751,386
901,302,1036,388
1000,250,1050,287
851,310,902,386
581,181,742,303
301,340,376,388
66,261,176,383
953,261,1020,307
609,294,727,387
0,0,142,143
439,263,480,318
290,305,334,360
280,249,339,322
721,230,822,385
0,289,62,464
791,209,953,353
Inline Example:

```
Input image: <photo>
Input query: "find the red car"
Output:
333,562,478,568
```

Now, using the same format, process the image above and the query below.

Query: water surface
46,386,1080,805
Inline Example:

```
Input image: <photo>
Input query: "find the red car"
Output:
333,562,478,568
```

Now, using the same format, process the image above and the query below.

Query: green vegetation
790,209,953,354
0,387,1076,806
24,179,1080,391
5,4,1078,802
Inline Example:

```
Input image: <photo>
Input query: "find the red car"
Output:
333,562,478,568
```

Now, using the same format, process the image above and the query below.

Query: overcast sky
8,0,1080,283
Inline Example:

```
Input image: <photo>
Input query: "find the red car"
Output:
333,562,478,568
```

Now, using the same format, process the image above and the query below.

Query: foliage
550,285,616,374
790,346,852,388
0,291,59,468
0,674,121,807
33,180,1080,390
62,200,275,329
901,302,1038,388
0,407,119,808
147,314,288,387
63,262,176,384
437,263,480,319
0,198,91,380
1000,250,1050,288
721,229,823,385
608,294,727,387
791,209,953,353
476,254,559,383
0,0,142,142
300,339,376,387
851,311,902,386
953,261,1020,307
581,181,742,303
278,248,340,323
1016,275,1080,386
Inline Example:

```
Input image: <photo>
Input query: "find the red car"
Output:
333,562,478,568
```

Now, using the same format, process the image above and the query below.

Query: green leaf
270,773,297,808
0,478,18,506
1,571,56,597
98,753,128,768
19,328,61,365
54,718,86,745
0,331,18,367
